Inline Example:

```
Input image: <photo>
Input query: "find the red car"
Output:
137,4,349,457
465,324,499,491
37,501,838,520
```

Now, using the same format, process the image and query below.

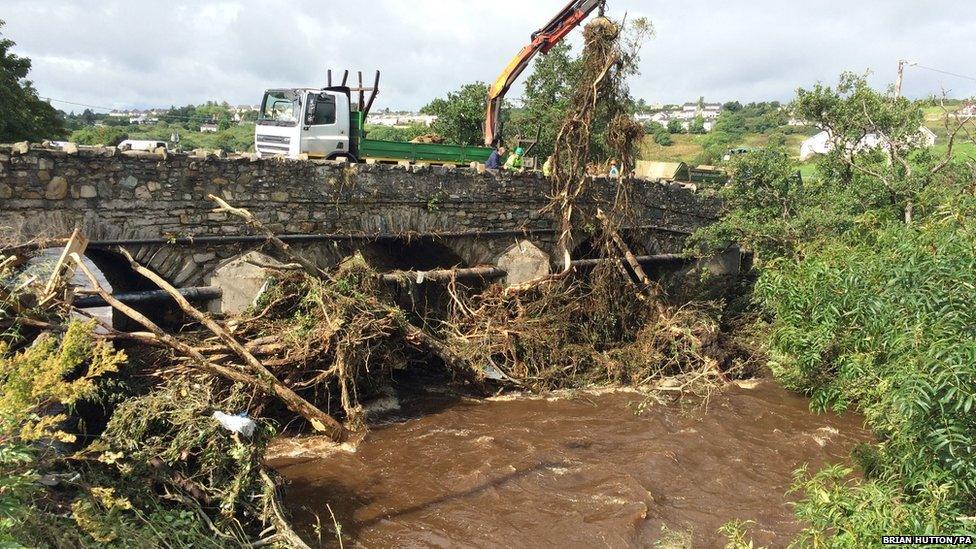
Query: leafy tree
509,41,582,157
643,121,672,146
688,115,707,134
666,119,684,134
69,126,128,146
794,72,933,222
0,20,65,142
722,101,743,113
421,82,489,146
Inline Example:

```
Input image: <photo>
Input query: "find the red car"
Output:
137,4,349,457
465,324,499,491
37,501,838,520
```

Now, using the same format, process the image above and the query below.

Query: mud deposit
269,381,869,548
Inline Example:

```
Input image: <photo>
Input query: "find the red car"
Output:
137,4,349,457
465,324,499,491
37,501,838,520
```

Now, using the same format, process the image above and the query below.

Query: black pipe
74,286,222,309
568,254,690,269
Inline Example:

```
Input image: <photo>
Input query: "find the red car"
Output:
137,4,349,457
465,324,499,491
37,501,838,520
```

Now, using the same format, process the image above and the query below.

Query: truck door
301,91,350,158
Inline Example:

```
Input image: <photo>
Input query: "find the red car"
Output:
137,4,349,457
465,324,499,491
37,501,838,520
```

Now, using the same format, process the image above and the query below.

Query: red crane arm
483,0,605,147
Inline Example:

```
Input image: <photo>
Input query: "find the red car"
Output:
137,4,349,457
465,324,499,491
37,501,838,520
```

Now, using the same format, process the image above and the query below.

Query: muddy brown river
269,381,869,548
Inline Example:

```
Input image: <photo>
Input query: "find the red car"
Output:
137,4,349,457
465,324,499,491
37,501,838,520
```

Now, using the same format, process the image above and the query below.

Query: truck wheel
328,152,359,163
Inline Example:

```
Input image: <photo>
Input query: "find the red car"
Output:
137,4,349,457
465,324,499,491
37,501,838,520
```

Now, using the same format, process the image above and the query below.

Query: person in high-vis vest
505,147,526,172
542,155,555,177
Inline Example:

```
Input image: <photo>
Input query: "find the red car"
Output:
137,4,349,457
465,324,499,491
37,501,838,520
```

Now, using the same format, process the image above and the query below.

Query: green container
352,111,492,165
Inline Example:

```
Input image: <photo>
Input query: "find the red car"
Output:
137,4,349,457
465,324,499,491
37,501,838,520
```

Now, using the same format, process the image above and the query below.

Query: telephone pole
896,59,917,97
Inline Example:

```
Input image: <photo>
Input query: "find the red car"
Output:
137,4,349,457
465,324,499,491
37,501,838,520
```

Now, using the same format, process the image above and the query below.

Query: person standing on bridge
542,155,555,178
486,145,507,171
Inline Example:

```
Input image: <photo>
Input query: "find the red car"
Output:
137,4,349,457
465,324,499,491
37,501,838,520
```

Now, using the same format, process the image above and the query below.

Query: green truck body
351,112,493,165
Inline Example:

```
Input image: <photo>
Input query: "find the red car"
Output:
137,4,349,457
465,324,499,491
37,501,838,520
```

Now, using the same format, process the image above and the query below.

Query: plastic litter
212,411,257,437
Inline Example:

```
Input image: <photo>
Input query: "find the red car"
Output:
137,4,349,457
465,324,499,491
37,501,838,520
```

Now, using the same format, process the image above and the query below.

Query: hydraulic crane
483,0,607,147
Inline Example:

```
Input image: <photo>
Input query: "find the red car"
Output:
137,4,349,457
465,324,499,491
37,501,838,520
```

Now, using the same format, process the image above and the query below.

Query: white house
916,126,938,148
800,126,938,161
633,112,655,124
701,103,722,119
800,131,834,160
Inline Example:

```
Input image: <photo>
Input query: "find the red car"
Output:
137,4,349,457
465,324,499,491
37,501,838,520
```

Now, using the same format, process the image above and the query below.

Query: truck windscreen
258,91,300,126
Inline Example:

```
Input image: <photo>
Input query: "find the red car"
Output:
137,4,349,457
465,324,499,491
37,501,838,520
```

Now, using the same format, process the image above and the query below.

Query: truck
255,0,606,163
254,85,492,165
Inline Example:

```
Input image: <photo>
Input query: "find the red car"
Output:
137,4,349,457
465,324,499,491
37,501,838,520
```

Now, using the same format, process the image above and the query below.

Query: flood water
269,381,869,548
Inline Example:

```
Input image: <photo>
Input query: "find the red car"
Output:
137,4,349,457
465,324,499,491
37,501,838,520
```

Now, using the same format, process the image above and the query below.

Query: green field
640,131,812,165
923,105,976,162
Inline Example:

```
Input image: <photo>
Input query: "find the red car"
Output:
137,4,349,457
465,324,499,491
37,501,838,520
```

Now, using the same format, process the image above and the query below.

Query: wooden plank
43,228,89,298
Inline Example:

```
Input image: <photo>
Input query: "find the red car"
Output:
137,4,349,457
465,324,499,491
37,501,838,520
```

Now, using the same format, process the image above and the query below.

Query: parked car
118,139,168,152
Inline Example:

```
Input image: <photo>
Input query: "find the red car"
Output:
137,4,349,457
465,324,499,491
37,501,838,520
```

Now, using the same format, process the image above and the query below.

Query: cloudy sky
3,0,975,112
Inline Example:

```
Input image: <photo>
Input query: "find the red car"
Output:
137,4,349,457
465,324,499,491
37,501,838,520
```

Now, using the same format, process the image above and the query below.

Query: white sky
3,0,975,112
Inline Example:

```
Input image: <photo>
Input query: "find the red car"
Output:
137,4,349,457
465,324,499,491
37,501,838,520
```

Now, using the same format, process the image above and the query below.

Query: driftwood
596,208,664,312
70,252,347,442
208,194,484,388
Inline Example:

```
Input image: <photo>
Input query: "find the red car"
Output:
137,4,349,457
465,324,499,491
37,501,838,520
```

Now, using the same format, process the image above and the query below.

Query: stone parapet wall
0,143,718,240
0,143,721,286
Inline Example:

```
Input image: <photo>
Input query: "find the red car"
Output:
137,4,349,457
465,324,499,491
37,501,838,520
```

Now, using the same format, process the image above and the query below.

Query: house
200,123,219,133
800,131,834,161
959,102,976,118
701,103,722,119
800,126,938,161
916,126,937,148
633,112,655,124
678,103,699,120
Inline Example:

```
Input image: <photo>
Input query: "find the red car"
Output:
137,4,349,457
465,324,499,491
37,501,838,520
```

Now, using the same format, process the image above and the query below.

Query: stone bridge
0,143,722,298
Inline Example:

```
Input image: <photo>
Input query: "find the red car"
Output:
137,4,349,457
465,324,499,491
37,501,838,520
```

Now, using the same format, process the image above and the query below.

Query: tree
421,82,489,147
666,119,685,134
723,101,743,113
688,115,707,134
509,41,582,157
81,108,97,126
0,20,65,142
793,72,943,223
644,121,672,146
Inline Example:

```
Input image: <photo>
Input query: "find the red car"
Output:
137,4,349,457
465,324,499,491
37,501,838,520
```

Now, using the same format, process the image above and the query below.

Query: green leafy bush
758,193,976,540
696,74,976,544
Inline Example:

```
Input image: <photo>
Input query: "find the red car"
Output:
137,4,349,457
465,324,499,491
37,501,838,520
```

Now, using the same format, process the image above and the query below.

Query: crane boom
483,0,606,147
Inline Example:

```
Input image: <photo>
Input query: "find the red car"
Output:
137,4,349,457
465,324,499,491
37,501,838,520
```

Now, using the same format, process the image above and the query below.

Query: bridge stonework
0,144,720,288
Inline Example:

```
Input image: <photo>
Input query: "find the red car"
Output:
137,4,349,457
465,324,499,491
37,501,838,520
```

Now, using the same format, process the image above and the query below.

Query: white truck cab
254,88,353,159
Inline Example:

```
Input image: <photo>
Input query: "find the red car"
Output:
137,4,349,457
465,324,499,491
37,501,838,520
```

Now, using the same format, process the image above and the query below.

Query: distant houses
958,102,976,118
367,111,438,127
634,102,723,132
800,126,938,161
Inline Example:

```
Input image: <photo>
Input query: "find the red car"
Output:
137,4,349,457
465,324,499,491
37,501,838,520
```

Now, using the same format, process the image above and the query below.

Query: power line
911,64,976,84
